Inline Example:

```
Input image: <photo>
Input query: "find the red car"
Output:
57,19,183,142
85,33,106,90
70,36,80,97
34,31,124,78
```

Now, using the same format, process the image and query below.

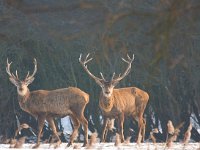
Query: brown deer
6,58,89,148
79,53,149,144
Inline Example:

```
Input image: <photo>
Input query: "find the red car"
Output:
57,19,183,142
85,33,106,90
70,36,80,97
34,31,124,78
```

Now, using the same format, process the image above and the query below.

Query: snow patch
1,143,199,150
61,116,73,134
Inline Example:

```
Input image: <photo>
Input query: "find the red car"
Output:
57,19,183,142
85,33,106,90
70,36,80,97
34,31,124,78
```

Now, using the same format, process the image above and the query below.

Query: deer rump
19,87,89,118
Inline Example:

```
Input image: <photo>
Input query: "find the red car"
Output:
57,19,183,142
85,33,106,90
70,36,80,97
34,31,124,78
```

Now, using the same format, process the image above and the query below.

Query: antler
24,58,37,82
6,59,20,81
79,53,106,84
112,54,134,83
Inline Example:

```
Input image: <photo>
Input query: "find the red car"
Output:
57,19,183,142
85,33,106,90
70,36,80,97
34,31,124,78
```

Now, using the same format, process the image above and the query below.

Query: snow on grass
1,142,199,150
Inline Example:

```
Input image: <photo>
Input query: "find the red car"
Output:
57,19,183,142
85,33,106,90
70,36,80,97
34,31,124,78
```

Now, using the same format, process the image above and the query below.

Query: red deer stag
79,53,149,144
6,59,89,148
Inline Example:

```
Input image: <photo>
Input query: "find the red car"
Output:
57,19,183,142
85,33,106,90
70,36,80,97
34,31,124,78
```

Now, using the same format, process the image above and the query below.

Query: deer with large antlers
6,59,89,148
79,53,149,144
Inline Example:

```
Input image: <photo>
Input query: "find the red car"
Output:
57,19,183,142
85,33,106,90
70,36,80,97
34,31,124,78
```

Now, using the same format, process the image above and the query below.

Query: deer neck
99,93,114,112
18,89,30,105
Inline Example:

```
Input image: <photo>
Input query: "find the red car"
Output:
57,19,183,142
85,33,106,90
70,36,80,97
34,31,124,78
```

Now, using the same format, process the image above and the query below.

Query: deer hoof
82,142,88,147
66,142,72,147
101,139,105,143
136,140,141,145
54,141,61,149
32,143,40,149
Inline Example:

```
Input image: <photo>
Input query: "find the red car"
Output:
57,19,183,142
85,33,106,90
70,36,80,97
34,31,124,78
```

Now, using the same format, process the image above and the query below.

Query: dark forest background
0,0,200,142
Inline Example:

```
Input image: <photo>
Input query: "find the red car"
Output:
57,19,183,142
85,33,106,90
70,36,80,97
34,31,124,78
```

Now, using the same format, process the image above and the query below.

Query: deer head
79,53,134,98
6,58,37,96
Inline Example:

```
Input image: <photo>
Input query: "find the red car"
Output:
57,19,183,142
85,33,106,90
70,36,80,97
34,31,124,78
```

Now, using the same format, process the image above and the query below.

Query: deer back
18,87,89,117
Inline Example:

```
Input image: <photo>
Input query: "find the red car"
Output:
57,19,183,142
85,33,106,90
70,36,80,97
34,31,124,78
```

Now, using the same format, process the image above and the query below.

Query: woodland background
0,0,200,142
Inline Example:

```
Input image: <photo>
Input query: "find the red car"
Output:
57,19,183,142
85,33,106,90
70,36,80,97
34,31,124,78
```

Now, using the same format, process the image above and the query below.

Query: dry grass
183,123,193,148
9,138,17,148
9,137,26,148
86,132,98,149
14,123,30,138
166,121,184,148
124,136,131,144
150,128,159,144
89,132,98,145
114,133,121,146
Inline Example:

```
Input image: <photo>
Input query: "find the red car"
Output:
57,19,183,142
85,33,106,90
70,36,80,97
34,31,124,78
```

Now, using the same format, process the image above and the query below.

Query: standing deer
79,53,149,144
6,58,89,148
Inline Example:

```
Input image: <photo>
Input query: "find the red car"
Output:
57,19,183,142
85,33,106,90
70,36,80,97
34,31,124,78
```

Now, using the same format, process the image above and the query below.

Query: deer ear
25,77,35,86
9,78,19,87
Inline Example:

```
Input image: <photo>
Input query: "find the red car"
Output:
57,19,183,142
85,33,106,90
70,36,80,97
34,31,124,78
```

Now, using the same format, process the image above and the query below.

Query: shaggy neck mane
99,94,114,112
18,89,30,103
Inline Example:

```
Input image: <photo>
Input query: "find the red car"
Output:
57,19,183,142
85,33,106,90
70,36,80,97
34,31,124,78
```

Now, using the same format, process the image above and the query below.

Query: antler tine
79,53,103,83
100,72,106,81
79,53,93,65
111,72,116,81
122,58,130,63
85,57,93,64
31,58,37,76
122,54,134,64
6,58,19,80
26,71,30,79
85,53,90,60
79,53,83,62
15,70,19,79
11,73,16,78
127,54,131,60
113,53,134,82
6,59,12,77
25,58,37,81
84,53,93,64
131,54,134,62
127,54,134,61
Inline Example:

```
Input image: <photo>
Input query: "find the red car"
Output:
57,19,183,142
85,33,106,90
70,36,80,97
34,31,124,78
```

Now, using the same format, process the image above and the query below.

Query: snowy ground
1,142,200,150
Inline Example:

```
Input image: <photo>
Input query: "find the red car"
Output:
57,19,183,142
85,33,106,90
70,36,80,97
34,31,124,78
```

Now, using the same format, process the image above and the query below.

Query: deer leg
46,116,61,148
101,117,108,142
32,115,46,149
141,118,146,142
66,115,80,147
118,114,124,143
136,114,145,144
77,115,88,147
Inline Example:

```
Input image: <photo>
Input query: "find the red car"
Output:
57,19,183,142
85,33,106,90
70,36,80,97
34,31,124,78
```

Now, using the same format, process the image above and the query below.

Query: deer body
100,87,149,142
99,87,148,117
18,87,89,118
79,53,149,144
6,59,89,148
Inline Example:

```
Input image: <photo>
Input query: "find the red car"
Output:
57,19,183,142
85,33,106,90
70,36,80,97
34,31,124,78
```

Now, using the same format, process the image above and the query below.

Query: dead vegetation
166,120,184,148
86,132,98,149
